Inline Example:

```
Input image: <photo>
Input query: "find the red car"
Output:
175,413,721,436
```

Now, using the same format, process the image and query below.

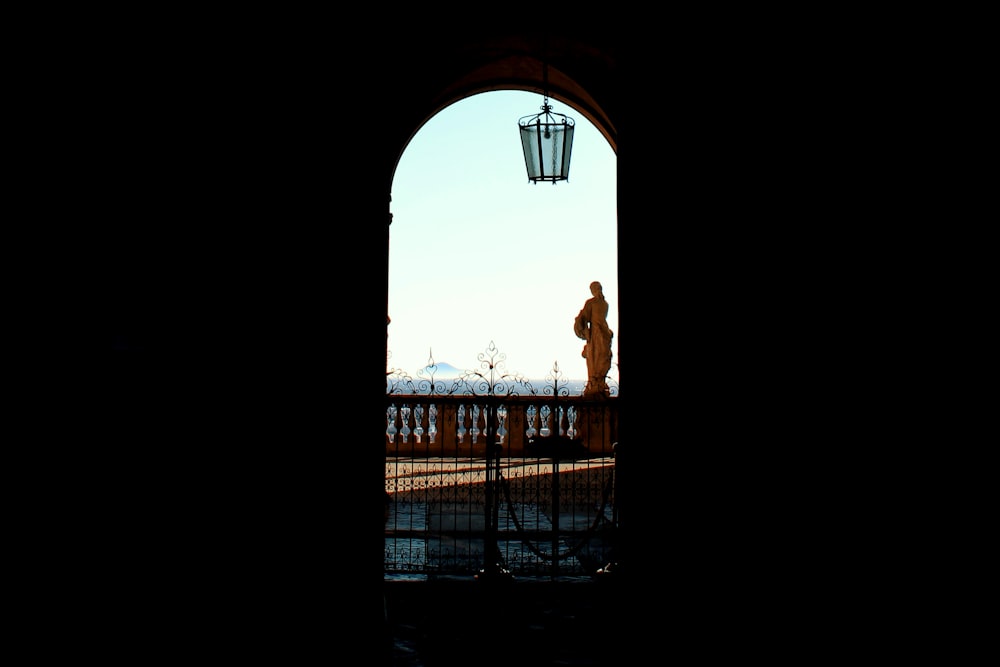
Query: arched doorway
387,90,618,385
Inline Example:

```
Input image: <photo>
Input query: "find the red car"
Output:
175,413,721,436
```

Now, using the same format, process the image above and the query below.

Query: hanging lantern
519,96,575,184
518,56,575,184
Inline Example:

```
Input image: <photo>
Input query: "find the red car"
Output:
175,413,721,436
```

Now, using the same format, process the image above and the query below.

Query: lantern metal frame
518,97,575,184
518,58,575,184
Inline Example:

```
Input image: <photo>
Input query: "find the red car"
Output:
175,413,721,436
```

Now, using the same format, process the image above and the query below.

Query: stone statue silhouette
574,281,613,396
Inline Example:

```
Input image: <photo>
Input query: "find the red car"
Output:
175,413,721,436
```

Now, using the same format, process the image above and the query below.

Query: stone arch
384,65,618,386
389,56,617,187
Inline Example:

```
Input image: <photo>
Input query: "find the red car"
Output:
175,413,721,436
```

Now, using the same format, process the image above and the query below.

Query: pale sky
387,90,618,382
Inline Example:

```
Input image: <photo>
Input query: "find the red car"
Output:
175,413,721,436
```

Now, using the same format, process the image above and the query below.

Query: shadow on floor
384,576,629,667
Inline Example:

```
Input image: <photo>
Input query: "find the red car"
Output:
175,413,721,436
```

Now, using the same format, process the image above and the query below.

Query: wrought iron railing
384,343,620,579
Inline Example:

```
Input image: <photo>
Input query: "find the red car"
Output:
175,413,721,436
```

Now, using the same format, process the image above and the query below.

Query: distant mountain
392,362,596,394
421,362,461,377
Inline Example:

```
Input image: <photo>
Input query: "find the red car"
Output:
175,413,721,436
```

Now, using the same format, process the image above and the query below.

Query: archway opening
387,90,618,387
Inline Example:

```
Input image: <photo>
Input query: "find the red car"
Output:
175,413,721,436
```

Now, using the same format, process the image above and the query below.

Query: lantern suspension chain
541,59,552,114
517,37,574,185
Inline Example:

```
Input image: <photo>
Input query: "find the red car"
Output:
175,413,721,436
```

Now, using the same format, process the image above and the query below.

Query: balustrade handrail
385,393,618,459
384,359,621,577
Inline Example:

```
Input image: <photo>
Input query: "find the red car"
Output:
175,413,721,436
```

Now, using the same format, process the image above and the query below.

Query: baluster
497,405,507,444
386,405,398,448
566,406,577,439
400,405,412,444
428,403,438,444
457,404,467,443
413,403,425,444
475,403,486,444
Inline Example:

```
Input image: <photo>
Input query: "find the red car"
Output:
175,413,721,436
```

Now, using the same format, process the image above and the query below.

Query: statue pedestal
574,404,616,458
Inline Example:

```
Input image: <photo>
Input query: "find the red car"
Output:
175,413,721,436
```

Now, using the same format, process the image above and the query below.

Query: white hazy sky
387,90,617,381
